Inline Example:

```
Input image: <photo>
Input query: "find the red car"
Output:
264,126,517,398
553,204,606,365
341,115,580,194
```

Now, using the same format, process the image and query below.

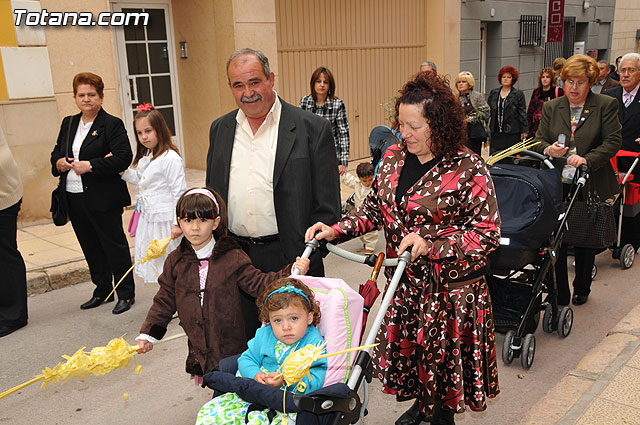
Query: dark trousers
232,235,325,339
555,244,597,304
0,199,27,328
67,192,134,300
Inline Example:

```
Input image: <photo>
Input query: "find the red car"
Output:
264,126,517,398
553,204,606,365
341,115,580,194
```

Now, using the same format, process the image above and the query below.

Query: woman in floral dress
306,71,501,425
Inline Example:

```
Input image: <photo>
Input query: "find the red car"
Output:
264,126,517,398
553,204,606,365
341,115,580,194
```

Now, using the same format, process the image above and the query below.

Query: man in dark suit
593,60,620,94
206,48,340,337
604,53,640,179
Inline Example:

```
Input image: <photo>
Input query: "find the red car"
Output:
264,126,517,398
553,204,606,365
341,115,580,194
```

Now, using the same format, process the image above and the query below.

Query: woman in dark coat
50,72,135,314
306,72,501,425
487,66,529,154
527,67,564,136
531,54,621,306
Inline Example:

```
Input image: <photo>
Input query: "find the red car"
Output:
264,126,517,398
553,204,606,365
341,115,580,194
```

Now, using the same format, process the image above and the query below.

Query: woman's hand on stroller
398,232,430,261
293,256,310,275
305,222,337,242
566,154,587,167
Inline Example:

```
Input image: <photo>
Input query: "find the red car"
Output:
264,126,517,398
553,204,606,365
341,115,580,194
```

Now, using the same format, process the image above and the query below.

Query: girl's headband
136,103,152,113
264,284,311,308
184,188,219,214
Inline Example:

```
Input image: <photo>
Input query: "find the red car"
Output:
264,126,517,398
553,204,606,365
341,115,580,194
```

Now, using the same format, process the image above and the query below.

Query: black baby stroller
487,150,587,369
201,241,412,425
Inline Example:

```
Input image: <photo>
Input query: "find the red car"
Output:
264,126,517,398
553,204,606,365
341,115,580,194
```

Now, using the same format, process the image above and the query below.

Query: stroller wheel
520,334,536,369
557,306,573,338
542,304,554,333
502,330,516,365
591,264,597,280
620,244,635,269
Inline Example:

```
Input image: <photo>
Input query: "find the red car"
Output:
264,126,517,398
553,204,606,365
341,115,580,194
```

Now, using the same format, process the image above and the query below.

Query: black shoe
112,298,135,314
572,294,588,305
395,400,426,425
0,322,27,338
433,404,456,425
80,295,114,310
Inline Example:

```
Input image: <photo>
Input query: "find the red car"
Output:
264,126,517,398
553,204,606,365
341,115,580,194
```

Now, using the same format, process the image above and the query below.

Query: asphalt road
1,236,639,424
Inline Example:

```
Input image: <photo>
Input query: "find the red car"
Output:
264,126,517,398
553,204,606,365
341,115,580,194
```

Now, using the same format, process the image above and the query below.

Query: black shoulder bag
50,117,72,226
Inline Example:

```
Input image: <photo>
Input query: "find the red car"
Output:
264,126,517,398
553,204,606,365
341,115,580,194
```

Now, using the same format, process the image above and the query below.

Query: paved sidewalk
522,302,640,424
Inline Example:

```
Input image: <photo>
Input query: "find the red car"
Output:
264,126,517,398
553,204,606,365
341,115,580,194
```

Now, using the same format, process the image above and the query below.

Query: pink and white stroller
202,239,411,424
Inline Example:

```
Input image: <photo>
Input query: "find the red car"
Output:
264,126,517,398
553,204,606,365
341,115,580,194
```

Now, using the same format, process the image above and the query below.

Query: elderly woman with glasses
531,54,621,306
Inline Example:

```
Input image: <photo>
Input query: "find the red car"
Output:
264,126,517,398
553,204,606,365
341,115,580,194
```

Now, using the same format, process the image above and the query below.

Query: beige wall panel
276,0,427,160
41,0,118,102
1,46,54,98
234,0,276,22
173,0,223,170
611,0,640,58
11,0,47,46
0,99,60,221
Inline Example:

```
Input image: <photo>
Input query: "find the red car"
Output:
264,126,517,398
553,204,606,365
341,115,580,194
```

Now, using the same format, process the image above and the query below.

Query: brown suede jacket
140,235,293,376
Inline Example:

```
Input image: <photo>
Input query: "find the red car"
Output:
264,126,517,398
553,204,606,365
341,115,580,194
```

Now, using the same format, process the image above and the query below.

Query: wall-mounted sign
547,0,565,43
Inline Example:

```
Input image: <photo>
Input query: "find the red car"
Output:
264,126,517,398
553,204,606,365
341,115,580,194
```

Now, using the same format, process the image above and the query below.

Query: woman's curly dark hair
392,72,466,158
257,278,321,326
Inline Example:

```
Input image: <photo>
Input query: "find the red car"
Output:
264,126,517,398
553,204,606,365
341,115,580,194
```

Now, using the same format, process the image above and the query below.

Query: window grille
520,15,543,47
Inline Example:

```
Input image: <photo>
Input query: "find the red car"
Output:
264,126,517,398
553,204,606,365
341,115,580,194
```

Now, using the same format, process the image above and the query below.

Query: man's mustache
242,94,262,103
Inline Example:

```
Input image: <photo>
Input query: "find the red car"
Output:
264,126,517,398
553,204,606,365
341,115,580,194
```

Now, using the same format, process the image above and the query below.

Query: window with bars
520,15,543,47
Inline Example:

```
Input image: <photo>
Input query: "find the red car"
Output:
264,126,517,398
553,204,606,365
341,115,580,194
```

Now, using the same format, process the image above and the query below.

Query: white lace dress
122,150,186,283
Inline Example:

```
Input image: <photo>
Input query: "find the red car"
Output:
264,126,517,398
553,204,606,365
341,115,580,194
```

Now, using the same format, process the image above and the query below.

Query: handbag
50,116,72,226
128,203,141,237
50,183,69,226
467,119,487,141
563,196,616,249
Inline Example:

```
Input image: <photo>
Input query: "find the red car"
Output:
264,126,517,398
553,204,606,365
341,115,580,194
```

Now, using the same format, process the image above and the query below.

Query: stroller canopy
490,163,563,251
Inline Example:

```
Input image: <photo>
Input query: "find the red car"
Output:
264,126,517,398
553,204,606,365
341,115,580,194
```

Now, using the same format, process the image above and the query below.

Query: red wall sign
547,0,565,43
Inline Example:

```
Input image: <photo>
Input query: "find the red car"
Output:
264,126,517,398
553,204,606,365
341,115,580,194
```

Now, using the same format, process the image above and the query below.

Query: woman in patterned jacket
305,72,501,425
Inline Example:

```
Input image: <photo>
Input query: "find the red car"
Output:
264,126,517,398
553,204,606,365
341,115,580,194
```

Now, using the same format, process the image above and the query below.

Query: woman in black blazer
50,72,135,314
487,65,529,154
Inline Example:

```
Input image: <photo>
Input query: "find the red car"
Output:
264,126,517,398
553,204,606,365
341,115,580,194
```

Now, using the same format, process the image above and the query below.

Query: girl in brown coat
136,188,309,383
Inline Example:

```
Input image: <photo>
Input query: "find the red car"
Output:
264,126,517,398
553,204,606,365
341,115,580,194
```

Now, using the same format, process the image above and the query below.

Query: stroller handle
297,237,408,268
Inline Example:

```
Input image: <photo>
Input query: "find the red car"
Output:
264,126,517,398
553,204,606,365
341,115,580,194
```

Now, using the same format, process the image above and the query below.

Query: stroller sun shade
490,163,563,251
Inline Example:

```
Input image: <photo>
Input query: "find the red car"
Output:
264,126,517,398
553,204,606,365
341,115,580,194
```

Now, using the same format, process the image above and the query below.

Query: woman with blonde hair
455,71,489,155
531,54,621,306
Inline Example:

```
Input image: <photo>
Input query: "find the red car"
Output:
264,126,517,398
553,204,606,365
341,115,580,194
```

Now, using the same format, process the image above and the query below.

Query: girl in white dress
122,104,186,283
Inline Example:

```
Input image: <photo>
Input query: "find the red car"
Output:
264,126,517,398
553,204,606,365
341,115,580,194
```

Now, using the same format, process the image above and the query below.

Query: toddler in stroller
198,269,367,425
196,277,328,424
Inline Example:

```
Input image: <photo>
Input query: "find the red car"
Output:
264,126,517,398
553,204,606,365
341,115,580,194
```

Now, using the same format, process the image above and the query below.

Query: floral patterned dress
332,143,501,417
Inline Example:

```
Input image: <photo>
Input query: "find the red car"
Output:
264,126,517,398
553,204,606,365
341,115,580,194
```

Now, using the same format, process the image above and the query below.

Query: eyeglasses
620,67,639,75
565,79,587,87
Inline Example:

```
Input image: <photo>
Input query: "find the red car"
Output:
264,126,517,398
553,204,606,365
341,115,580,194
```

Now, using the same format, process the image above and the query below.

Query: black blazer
205,98,341,267
604,85,640,152
50,108,132,211
487,87,529,135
